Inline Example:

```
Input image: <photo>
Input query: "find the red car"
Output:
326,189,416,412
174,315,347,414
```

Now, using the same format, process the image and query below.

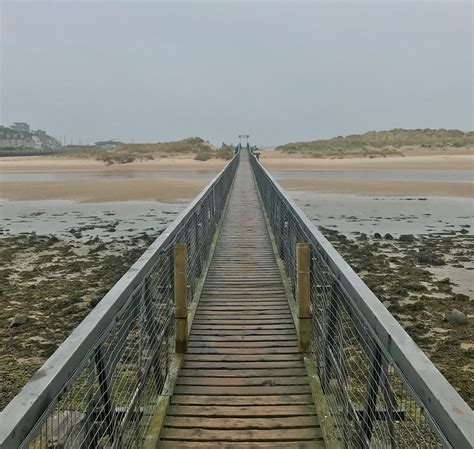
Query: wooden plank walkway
159,151,325,448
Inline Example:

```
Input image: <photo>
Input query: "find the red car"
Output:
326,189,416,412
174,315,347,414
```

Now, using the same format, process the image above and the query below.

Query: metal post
83,358,98,449
382,361,397,449
143,276,164,390
174,244,188,353
322,279,341,393
296,243,310,351
360,343,383,447
94,345,119,445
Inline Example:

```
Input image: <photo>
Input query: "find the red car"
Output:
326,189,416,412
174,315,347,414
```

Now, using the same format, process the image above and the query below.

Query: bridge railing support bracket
296,243,311,352
174,244,188,353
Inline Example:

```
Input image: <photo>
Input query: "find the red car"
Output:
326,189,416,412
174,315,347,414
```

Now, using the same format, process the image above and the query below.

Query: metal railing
0,148,59,157
0,150,240,449
249,151,473,449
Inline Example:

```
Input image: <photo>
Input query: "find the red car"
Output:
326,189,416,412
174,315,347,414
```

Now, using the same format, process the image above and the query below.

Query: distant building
10,122,31,133
33,129,47,137
0,126,30,148
94,140,124,149
0,124,60,150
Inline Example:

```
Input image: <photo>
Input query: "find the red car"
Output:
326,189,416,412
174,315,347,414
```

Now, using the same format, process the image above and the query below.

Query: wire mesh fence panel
24,262,175,449
249,150,472,449
309,254,443,449
0,151,240,449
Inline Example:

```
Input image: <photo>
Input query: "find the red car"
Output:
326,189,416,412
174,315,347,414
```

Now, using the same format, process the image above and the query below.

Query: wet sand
0,155,227,172
0,178,207,202
261,152,474,197
0,156,225,202
261,151,474,171
2,153,472,201
278,178,473,197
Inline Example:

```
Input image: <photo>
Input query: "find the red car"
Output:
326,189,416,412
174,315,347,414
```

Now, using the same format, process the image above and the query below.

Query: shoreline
0,156,223,202
261,152,474,171
0,178,208,203
278,179,473,198
0,156,227,172
0,153,472,201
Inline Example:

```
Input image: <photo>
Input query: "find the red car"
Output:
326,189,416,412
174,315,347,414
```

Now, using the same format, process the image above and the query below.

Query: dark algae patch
0,232,162,410
319,226,473,408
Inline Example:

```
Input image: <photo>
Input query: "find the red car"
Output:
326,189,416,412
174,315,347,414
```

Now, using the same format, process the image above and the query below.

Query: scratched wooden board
160,151,325,449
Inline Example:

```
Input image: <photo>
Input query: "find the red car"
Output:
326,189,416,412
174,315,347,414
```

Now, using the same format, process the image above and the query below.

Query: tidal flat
0,231,173,410
287,190,473,407
319,227,473,407
0,159,220,410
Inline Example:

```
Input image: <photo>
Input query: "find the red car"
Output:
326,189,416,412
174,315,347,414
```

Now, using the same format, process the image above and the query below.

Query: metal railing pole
174,244,188,353
296,243,310,352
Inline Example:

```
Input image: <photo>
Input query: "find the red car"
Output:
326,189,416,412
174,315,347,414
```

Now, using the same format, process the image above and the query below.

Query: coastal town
0,122,60,151
0,122,125,156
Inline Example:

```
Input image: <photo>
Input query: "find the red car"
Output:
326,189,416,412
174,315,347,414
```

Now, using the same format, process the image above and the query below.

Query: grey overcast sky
1,1,472,146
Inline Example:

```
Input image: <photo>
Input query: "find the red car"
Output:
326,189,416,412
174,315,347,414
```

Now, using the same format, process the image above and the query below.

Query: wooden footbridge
0,147,472,449
160,151,322,448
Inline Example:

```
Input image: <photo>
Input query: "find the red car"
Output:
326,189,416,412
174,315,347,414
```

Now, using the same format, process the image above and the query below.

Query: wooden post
174,244,187,353
296,243,310,351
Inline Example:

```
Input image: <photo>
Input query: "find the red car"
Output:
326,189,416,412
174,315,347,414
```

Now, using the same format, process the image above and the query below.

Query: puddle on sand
0,199,186,241
0,169,219,183
289,191,474,299
271,169,473,183
289,192,473,236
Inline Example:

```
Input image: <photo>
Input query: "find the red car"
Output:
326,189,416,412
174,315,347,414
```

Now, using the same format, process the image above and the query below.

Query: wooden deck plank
164,415,319,429
194,314,293,325
187,347,300,355
176,376,309,386
166,404,318,417
159,441,325,449
170,395,315,406
178,368,307,377
187,340,298,347
160,427,323,441
183,354,302,362
194,311,292,316
188,335,298,342
173,385,311,396
190,329,297,336
182,361,306,369
193,321,295,331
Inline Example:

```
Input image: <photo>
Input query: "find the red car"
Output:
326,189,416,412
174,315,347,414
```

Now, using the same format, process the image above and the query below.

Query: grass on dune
276,129,474,158
57,138,234,164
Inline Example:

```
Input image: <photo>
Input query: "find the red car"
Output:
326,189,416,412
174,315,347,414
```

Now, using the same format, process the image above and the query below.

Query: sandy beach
0,153,473,201
0,155,227,172
261,152,473,197
261,151,474,170
278,179,473,197
0,156,226,202
0,178,208,202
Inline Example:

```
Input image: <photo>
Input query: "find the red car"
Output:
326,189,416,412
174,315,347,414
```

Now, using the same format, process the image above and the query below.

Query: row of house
0,123,61,150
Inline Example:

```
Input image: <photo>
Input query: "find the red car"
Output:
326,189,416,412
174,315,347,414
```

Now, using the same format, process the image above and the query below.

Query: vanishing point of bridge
0,147,472,448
